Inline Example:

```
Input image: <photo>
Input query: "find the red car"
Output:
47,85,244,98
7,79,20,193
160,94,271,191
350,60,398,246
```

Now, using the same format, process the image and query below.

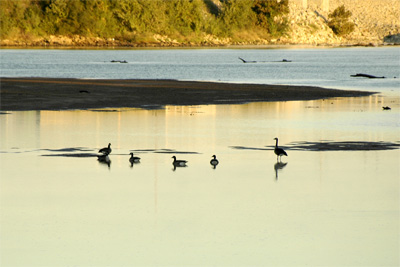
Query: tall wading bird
274,137,288,161
99,143,112,155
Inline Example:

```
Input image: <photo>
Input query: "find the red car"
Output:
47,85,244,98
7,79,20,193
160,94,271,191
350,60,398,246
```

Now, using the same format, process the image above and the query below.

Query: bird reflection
274,161,288,180
97,154,111,168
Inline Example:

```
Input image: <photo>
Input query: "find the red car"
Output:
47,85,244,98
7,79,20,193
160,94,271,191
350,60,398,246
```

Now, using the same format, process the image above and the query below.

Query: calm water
1,47,400,266
1,47,400,93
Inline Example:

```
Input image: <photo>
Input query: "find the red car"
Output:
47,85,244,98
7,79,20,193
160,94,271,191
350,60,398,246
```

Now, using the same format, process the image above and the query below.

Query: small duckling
382,106,391,110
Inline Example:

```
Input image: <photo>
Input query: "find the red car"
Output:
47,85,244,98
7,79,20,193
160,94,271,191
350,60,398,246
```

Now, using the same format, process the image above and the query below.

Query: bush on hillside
252,0,289,36
328,5,355,36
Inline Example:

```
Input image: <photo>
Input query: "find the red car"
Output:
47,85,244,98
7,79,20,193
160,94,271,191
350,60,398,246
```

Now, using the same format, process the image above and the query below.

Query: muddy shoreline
0,77,375,111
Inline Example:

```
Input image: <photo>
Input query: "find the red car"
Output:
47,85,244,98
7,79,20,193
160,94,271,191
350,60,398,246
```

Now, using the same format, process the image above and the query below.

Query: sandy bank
0,78,374,111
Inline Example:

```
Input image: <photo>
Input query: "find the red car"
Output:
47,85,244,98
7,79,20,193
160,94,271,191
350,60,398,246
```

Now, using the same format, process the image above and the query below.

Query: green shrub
328,5,355,36
0,0,292,44
252,0,289,36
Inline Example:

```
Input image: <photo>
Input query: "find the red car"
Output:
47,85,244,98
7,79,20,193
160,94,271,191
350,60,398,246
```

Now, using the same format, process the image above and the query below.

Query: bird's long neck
275,139,278,148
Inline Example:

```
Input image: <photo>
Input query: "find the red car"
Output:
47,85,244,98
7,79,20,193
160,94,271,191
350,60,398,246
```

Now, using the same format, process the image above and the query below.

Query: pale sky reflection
0,95,399,266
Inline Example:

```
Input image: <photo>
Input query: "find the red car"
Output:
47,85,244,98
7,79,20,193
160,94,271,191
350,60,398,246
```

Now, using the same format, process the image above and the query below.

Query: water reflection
274,161,288,180
1,96,399,266
97,154,111,168
172,165,187,171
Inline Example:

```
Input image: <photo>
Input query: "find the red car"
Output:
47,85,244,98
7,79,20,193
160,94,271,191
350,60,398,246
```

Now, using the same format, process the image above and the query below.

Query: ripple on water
231,141,400,152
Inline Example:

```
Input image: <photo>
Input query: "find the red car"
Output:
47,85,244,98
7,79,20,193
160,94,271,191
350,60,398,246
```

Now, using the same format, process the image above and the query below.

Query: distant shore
0,78,375,111
0,42,395,49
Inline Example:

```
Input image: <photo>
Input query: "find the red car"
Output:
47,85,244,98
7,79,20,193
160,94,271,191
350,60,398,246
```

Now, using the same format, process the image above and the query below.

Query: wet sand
0,77,375,111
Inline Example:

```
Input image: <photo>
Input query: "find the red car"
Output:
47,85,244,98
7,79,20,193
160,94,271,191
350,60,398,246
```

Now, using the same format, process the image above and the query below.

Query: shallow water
1,47,399,266
1,94,399,266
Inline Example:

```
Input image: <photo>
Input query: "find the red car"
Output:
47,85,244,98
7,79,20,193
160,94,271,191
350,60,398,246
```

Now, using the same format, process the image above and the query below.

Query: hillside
282,0,400,45
0,0,399,47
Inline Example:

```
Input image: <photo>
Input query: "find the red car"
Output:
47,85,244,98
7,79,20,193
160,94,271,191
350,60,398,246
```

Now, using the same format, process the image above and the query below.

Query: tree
220,0,256,34
251,0,289,36
328,5,355,36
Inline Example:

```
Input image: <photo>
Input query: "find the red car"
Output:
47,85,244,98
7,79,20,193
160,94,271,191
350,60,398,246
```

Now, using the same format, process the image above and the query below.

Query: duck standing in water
99,143,112,155
129,153,141,164
274,137,288,161
210,155,219,167
172,156,187,167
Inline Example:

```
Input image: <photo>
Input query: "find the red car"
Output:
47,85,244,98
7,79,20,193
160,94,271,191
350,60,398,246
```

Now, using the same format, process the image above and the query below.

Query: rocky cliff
281,0,400,45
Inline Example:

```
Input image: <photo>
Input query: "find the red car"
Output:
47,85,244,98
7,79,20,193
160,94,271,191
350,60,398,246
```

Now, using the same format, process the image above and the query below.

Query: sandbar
0,77,375,111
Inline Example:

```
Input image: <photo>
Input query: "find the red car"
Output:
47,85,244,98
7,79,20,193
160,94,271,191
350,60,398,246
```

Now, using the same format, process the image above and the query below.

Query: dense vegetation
0,0,290,45
328,5,355,36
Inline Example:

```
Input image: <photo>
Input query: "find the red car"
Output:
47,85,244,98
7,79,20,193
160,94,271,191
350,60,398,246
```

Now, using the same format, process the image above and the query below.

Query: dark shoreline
0,77,375,111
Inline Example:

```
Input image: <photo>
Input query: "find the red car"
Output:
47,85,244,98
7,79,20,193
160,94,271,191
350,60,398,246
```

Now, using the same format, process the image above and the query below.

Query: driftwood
274,59,292,62
111,60,128,63
238,57,291,63
351,73,385,79
238,57,257,63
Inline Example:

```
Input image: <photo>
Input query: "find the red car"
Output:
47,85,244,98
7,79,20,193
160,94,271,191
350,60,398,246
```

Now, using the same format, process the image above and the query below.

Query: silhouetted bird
274,137,288,161
172,156,187,167
99,143,111,154
210,155,219,167
129,153,141,163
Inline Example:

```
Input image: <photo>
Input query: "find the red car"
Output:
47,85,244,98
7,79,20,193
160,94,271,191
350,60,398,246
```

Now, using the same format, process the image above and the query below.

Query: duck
210,155,219,166
129,153,141,163
172,156,187,166
99,143,111,155
274,137,288,161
